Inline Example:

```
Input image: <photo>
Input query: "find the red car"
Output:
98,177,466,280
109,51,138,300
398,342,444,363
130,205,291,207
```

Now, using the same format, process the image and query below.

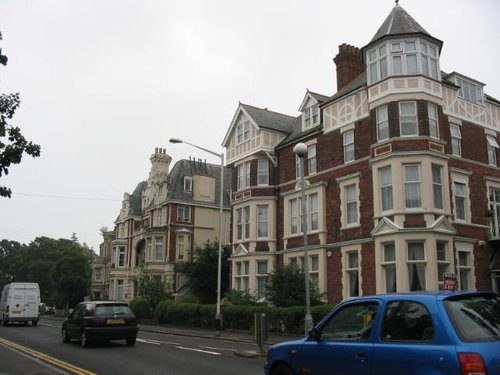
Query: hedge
154,301,335,334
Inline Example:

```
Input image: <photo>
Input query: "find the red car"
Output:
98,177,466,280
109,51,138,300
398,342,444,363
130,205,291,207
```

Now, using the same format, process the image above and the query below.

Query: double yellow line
0,337,96,375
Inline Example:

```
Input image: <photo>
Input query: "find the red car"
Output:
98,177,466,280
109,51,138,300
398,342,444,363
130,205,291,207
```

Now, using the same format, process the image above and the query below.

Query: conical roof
367,3,442,49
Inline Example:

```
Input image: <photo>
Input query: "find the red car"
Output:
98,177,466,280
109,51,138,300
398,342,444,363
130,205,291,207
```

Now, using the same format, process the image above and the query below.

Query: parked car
265,291,500,375
61,301,138,348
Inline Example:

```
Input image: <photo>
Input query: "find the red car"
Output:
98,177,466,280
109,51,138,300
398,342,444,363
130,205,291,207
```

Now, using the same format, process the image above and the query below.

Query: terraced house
223,3,500,303
91,148,231,302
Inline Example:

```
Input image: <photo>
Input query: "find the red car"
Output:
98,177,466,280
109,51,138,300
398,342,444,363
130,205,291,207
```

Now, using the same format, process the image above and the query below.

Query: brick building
222,3,500,303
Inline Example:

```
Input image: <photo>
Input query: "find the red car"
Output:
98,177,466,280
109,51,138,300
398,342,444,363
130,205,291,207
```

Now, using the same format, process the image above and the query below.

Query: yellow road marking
0,337,96,375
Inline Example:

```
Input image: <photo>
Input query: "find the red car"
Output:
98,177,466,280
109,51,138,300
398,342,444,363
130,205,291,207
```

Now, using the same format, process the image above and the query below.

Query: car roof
342,291,497,303
81,301,129,306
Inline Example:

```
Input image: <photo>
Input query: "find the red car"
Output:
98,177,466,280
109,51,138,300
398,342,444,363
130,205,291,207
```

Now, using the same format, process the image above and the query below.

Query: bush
129,298,150,320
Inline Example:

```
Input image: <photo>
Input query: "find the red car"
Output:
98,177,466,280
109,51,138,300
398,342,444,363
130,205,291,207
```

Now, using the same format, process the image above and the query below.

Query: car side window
320,302,378,341
381,301,434,341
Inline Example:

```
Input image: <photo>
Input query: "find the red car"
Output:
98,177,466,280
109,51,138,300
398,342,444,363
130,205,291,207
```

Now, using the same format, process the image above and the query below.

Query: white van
0,283,40,326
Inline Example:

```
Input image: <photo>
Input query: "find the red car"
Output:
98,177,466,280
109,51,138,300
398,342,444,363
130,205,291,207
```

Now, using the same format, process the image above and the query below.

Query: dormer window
367,38,440,85
456,77,483,105
236,120,251,144
304,104,319,129
183,176,192,192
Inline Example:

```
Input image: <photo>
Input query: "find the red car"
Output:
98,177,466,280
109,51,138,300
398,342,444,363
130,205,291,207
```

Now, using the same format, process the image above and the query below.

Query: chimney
333,43,365,91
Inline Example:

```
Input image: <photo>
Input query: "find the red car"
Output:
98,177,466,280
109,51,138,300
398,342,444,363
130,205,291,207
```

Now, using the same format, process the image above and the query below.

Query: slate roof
369,3,431,44
167,159,232,207
240,103,296,134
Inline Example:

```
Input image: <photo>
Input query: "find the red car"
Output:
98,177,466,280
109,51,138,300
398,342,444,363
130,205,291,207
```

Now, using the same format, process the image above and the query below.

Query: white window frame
436,241,450,291
345,184,358,226
427,103,439,139
177,234,190,261
450,124,462,156
118,246,126,267
94,268,103,282
237,161,251,190
343,130,355,163
304,104,319,129
236,206,250,241
458,250,472,291
257,159,269,186
236,120,251,144
256,260,268,298
399,101,418,137
257,205,268,239
432,164,444,210
487,135,499,167
379,166,393,212
404,164,422,208
376,105,389,142
183,176,192,192
382,242,396,293
307,145,317,175
407,241,426,291
154,236,163,261
456,77,483,105
178,205,191,222
454,181,467,221
344,249,360,298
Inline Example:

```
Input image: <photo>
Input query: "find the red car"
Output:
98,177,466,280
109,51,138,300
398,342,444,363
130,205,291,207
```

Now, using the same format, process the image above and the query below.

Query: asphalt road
0,318,266,374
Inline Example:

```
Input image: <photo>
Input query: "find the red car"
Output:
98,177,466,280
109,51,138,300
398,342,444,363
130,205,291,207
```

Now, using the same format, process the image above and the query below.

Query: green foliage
175,241,230,304
265,264,324,307
0,236,92,309
177,293,199,304
225,289,260,305
129,298,150,320
134,271,172,310
0,33,41,198
154,300,333,334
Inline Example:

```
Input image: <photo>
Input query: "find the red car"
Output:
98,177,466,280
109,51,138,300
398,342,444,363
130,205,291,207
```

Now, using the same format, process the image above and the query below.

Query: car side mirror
308,327,321,341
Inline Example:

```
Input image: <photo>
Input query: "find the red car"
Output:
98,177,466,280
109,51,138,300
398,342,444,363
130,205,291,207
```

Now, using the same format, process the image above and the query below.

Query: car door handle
355,352,366,358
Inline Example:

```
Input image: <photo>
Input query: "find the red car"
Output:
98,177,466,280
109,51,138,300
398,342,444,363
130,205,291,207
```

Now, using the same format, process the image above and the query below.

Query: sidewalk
137,321,300,345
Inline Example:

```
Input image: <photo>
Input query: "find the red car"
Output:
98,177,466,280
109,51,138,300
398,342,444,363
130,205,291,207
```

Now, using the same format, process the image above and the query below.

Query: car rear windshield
445,294,500,342
95,304,133,316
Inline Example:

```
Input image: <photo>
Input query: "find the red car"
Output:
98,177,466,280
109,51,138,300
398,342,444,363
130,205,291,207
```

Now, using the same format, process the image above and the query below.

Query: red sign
443,272,457,291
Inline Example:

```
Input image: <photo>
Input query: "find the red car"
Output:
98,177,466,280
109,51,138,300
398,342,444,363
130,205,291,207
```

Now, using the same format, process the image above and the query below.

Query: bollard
254,312,268,353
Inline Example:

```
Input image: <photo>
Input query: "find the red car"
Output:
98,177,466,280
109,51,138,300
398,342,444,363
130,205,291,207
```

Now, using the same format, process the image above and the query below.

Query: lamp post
293,142,314,334
169,138,225,337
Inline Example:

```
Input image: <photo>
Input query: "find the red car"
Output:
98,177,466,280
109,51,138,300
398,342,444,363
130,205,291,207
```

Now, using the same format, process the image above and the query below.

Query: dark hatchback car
61,301,138,348
265,291,500,375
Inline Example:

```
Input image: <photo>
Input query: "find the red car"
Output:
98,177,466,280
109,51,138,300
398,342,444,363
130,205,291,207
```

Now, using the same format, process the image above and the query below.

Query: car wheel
62,327,70,343
32,321,38,327
272,363,294,375
126,337,136,346
2,319,8,327
80,331,91,348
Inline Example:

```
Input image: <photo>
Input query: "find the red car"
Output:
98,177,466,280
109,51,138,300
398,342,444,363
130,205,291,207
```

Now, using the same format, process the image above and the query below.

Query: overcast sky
1,0,499,252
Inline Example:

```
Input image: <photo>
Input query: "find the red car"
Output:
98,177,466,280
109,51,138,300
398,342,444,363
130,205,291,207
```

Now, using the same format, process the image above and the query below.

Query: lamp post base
304,313,313,334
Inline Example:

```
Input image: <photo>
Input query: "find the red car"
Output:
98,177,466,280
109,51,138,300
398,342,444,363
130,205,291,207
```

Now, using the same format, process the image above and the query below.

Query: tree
175,241,230,304
265,264,324,307
135,275,170,310
0,32,41,198
0,236,92,308
0,239,23,287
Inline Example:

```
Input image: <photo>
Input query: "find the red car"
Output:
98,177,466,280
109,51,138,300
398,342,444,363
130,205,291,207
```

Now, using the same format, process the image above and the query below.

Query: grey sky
1,0,499,251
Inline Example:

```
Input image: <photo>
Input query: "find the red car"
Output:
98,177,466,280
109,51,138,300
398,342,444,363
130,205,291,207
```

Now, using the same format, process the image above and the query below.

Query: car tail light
459,353,488,375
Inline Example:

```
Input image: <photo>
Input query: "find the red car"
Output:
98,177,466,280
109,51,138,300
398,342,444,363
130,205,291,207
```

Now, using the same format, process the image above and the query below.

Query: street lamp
293,142,314,334
169,137,225,337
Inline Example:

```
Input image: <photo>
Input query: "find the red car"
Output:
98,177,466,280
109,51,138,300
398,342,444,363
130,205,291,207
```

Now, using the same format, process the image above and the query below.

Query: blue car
265,291,500,375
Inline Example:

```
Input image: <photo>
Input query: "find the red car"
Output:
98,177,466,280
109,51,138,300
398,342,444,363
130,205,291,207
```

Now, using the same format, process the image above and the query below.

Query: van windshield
445,295,500,342
95,304,132,316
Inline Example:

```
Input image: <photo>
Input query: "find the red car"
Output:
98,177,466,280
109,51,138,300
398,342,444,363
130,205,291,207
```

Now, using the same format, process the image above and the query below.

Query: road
0,318,266,374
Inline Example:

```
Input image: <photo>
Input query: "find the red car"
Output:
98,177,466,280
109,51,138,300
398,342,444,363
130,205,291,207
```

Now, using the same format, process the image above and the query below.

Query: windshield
95,304,133,316
445,295,500,342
